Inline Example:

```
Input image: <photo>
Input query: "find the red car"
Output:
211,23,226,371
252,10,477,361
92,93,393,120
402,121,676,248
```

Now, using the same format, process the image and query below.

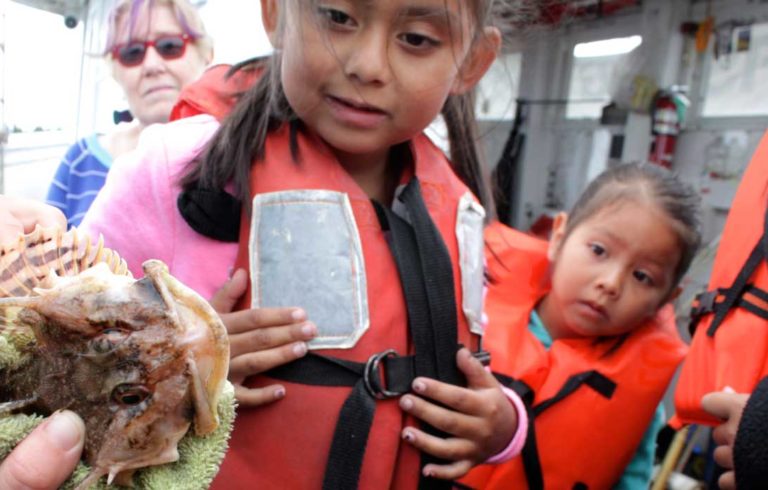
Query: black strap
690,206,768,337
398,180,463,386
177,187,242,242
532,370,616,416
265,351,415,489
267,352,415,395
495,371,616,490
375,179,464,490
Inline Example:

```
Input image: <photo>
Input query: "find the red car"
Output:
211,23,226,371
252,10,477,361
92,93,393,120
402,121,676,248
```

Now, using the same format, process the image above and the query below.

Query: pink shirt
81,115,236,301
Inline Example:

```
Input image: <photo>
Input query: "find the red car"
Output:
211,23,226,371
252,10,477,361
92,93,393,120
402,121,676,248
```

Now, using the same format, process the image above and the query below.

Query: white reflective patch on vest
249,190,369,350
456,192,486,336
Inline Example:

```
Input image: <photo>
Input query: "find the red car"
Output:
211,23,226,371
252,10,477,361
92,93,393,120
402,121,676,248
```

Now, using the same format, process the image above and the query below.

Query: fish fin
188,357,219,435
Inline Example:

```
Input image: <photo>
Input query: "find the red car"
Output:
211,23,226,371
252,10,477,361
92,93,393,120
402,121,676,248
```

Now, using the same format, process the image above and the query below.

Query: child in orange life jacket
462,163,701,490
80,0,529,488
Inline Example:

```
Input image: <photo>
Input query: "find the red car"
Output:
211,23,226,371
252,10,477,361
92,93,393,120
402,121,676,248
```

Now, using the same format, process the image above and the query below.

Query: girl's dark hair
565,162,702,289
181,1,505,215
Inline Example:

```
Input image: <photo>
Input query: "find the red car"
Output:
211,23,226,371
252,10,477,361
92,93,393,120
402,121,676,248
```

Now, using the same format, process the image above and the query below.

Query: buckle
691,289,720,317
363,349,400,399
473,350,491,367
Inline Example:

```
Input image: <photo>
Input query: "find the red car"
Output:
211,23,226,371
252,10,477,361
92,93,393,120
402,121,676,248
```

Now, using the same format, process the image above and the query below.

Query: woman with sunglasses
46,0,213,227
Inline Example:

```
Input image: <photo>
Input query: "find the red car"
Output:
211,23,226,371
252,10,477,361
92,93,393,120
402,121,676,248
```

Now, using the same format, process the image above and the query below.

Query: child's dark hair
180,0,509,215
565,162,702,290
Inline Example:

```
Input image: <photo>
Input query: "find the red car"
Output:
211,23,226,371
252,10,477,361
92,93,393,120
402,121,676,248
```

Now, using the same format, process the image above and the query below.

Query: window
702,22,768,118
476,53,522,120
566,35,642,119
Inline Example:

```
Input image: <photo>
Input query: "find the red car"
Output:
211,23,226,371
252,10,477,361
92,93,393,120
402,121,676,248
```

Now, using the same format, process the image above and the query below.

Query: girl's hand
209,268,317,407
701,389,750,490
399,347,518,480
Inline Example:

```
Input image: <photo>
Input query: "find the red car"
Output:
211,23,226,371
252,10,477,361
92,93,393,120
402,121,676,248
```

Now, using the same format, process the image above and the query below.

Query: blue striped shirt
46,134,113,227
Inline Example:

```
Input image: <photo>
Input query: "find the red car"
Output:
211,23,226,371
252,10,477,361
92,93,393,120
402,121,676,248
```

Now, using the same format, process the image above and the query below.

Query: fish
0,226,230,489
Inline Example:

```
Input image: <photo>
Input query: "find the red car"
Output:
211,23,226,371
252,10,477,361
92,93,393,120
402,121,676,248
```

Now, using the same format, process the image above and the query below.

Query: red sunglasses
111,34,193,67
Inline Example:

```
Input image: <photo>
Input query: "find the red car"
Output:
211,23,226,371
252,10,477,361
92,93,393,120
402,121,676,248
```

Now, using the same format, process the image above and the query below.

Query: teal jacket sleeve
613,403,665,490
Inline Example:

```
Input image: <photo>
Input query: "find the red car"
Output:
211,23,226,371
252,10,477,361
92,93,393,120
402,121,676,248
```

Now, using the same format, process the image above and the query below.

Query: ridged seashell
0,225,130,298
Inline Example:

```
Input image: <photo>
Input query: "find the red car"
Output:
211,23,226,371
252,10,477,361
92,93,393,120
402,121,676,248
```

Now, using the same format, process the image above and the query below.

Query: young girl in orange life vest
462,163,702,490
81,1,531,488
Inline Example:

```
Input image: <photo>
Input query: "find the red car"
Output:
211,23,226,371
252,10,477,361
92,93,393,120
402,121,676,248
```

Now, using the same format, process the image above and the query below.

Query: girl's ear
261,0,280,47
547,212,568,262
451,27,502,95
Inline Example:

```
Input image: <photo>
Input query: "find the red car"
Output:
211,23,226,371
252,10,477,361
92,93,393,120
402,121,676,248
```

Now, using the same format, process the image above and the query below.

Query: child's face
261,0,498,169
541,201,681,340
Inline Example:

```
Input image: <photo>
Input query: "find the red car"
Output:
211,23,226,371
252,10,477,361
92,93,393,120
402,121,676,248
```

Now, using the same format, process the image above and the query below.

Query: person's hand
702,388,750,490
0,195,66,241
0,410,85,490
209,268,317,406
398,348,518,479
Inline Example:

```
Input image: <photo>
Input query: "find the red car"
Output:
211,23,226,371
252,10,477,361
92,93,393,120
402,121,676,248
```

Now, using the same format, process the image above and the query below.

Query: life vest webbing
264,178,466,490
690,206,768,337
494,371,617,490
375,179,464,490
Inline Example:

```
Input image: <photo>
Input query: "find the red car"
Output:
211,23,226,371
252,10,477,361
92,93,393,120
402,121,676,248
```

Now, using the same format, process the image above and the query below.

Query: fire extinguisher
649,91,680,169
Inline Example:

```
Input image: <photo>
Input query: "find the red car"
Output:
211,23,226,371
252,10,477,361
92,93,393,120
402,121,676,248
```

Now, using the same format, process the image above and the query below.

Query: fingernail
400,396,414,410
402,430,414,442
293,342,308,356
423,469,433,478
45,410,84,451
724,386,736,394
275,387,286,399
292,309,306,321
413,380,426,394
301,322,317,337
227,267,234,279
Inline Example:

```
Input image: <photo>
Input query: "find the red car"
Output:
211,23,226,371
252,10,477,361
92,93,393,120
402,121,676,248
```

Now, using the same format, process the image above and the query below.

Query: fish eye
112,384,152,406
90,328,128,354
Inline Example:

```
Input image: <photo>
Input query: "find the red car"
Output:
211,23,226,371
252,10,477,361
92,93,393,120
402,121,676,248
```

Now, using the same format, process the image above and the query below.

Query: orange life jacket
674,131,768,426
169,61,262,122
209,124,486,490
462,222,688,490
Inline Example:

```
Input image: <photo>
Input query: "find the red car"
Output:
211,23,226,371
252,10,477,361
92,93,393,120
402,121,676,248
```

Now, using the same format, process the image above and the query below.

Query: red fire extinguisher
649,92,680,169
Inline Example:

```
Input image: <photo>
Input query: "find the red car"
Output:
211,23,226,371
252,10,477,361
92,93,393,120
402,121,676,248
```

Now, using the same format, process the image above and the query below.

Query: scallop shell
0,225,130,299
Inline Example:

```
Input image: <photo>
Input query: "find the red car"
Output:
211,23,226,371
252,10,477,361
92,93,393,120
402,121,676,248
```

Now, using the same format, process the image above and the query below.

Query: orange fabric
463,222,688,489
674,132,768,426
169,62,261,122
210,125,480,489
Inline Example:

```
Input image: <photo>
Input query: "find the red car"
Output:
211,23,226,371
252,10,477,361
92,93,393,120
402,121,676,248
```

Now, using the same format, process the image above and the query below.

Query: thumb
209,268,248,314
457,347,495,389
0,411,85,490
701,391,743,420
